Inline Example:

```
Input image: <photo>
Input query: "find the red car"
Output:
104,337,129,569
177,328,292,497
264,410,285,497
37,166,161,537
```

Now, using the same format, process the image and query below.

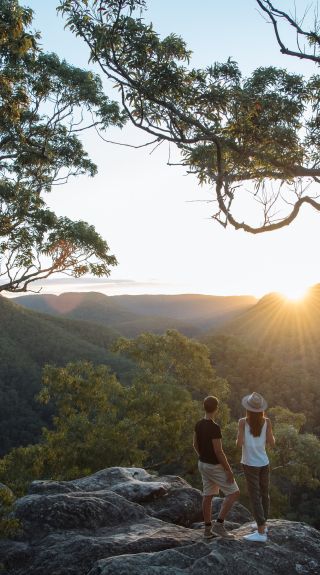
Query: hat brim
241,394,268,412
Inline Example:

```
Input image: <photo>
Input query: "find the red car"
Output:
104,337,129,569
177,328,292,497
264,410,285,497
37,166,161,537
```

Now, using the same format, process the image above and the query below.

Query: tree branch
256,0,320,64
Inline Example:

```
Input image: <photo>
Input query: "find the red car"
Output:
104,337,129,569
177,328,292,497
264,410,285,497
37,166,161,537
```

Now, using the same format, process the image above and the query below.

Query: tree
0,0,125,292
113,329,229,399
37,361,145,479
113,330,229,473
268,406,307,432
59,0,320,233
0,361,145,487
261,406,320,520
0,486,20,538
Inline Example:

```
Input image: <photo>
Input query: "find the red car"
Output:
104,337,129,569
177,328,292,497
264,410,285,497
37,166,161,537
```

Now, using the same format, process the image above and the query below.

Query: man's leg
211,489,239,539
202,494,214,524
198,463,215,537
218,490,240,521
210,466,240,539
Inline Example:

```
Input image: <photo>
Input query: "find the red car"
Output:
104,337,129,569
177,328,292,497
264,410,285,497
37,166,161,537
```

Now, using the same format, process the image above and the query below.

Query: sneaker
250,523,268,534
204,525,215,539
211,522,235,539
244,530,267,543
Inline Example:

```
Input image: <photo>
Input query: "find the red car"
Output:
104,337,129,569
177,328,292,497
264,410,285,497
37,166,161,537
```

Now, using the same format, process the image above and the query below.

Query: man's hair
203,395,219,413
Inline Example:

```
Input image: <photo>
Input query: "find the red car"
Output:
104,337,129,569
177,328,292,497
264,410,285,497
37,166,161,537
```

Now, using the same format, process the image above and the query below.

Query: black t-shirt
194,418,222,464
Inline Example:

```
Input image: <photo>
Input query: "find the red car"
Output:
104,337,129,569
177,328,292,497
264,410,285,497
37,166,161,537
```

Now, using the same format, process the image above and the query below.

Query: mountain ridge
12,291,257,334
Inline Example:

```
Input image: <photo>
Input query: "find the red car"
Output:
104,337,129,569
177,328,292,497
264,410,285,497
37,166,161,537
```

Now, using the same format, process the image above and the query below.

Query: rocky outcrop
1,467,319,575
88,521,320,575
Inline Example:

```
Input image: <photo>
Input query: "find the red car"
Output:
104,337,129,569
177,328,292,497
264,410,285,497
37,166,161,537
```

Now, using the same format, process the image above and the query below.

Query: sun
280,285,309,302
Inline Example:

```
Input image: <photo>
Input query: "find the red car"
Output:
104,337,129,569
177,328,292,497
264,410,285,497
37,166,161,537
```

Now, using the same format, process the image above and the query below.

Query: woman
236,392,275,542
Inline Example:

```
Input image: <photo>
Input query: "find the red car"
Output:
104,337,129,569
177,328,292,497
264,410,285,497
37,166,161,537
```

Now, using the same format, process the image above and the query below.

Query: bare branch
93,126,161,149
256,0,320,63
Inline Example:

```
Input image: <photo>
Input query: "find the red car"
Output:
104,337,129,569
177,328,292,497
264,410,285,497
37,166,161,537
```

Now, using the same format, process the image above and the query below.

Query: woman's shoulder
238,417,246,426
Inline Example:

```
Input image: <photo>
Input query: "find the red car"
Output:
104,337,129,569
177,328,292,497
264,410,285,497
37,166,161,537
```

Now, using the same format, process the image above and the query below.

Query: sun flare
280,285,309,302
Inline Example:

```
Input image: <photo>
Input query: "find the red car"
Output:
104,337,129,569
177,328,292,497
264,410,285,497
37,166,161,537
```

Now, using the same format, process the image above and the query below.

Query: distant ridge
214,284,320,356
112,293,256,329
12,291,257,334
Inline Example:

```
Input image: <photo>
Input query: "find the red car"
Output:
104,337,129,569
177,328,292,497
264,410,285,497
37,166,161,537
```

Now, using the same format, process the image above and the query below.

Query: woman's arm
236,418,245,448
266,418,275,447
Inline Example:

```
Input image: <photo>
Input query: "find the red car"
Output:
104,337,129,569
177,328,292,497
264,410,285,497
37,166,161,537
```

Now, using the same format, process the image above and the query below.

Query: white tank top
241,420,269,466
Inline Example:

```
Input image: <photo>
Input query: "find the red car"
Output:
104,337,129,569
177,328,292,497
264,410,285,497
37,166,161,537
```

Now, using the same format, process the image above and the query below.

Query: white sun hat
241,392,268,412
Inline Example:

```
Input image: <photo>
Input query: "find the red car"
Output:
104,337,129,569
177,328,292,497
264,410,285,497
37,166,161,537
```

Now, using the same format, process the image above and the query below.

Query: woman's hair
246,410,265,437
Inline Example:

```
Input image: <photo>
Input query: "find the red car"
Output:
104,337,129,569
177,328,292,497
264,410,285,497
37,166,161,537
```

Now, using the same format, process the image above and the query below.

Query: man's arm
236,418,245,448
193,432,200,456
266,419,275,447
212,438,234,483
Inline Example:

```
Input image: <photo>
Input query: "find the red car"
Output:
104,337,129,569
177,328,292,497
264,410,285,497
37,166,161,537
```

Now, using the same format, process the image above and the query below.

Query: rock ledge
0,467,319,575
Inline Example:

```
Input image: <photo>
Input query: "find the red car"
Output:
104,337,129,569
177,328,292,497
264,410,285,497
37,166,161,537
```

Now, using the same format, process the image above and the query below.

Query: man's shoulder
195,418,205,429
195,419,221,430
212,420,221,432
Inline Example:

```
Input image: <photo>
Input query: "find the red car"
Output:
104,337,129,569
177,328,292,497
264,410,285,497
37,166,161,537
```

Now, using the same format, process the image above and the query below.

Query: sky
24,0,320,299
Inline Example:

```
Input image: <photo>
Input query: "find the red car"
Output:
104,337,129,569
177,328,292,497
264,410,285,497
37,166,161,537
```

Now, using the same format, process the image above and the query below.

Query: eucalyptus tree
60,0,320,233
0,0,125,292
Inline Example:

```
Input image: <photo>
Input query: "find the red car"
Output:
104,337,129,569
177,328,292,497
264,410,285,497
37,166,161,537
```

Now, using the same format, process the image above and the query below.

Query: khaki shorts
198,461,239,496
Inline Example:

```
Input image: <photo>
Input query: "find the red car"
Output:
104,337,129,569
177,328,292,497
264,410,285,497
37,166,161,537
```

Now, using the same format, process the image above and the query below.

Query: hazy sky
25,0,319,298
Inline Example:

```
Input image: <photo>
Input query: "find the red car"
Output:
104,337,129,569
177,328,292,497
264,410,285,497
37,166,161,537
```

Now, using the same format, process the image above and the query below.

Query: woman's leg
259,464,270,521
243,464,266,531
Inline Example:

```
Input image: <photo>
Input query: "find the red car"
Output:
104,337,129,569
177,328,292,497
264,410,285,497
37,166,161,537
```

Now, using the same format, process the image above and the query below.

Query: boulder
2,519,200,575
28,467,203,527
144,485,203,526
15,489,147,537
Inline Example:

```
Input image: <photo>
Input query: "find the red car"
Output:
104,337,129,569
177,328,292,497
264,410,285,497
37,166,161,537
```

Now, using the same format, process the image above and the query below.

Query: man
193,395,240,539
